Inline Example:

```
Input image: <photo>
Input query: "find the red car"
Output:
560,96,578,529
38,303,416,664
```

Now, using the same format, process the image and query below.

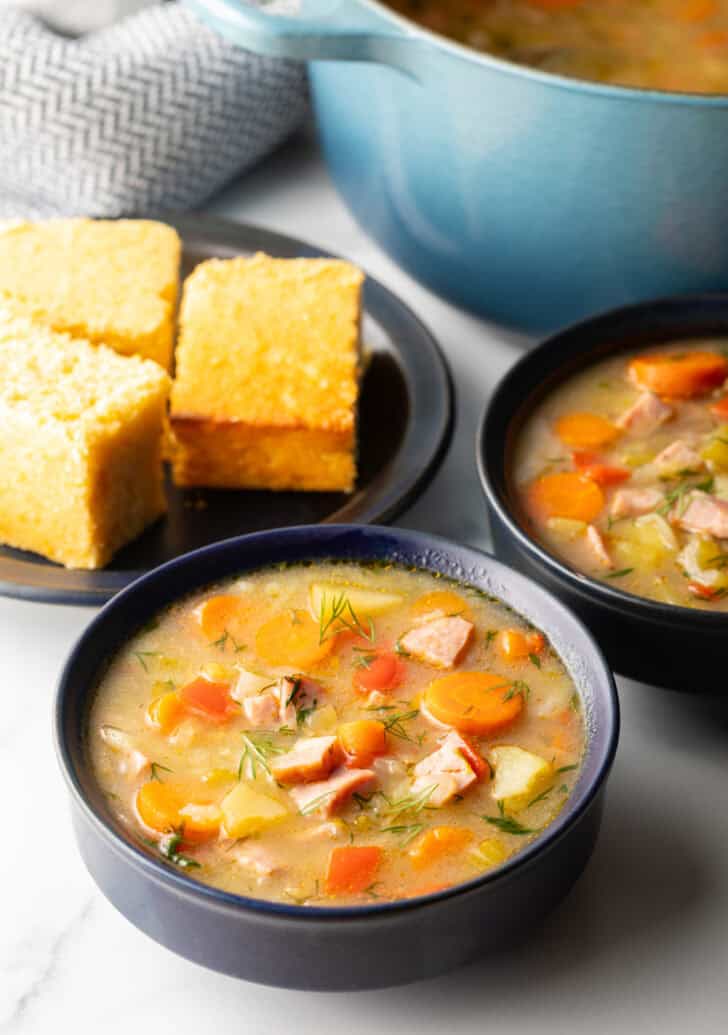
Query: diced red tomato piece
353,650,406,694
179,677,238,723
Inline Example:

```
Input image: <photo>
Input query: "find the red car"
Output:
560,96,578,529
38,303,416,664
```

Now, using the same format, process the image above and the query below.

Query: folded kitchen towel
0,2,310,217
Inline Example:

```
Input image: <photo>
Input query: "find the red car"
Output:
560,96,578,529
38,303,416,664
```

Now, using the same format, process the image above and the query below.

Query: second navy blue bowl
55,525,618,990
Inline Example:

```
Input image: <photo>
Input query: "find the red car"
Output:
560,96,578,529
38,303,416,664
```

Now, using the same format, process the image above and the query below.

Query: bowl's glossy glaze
187,0,728,332
55,525,618,989
478,295,728,692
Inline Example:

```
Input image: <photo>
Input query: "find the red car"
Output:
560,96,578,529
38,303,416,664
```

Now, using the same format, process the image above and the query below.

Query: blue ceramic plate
0,216,453,606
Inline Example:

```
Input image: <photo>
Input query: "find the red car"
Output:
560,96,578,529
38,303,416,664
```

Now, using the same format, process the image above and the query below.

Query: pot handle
184,0,420,71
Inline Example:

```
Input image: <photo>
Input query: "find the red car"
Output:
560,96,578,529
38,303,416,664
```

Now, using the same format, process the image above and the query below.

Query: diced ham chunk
585,525,612,569
270,736,341,784
610,487,663,520
410,732,481,807
242,692,280,728
617,392,673,436
242,675,320,731
289,766,374,817
233,841,286,878
673,491,728,539
654,440,704,477
399,615,473,669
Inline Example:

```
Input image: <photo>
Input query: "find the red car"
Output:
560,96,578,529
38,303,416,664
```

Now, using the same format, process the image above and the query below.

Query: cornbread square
170,253,363,491
0,308,171,569
0,218,180,368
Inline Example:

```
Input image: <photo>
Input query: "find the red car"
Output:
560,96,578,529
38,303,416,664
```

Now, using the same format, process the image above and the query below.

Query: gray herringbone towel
0,3,309,217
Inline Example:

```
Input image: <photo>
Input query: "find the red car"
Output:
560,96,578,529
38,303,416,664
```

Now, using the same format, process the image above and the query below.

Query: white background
1,132,727,1034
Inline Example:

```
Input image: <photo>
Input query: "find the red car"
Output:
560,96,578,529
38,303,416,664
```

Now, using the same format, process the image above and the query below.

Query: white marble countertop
2,131,728,1034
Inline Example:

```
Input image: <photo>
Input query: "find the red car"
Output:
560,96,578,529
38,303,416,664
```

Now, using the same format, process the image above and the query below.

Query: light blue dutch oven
186,0,728,332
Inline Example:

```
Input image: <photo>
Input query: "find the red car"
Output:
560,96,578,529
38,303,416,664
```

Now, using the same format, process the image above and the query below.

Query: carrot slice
338,720,387,766
554,413,620,450
687,580,721,600
179,677,238,724
136,781,184,833
495,628,545,661
629,351,728,399
674,0,716,22
424,671,524,736
325,846,383,895
408,826,473,870
698,28,728,46
352,649,406,694
410,590,471,622
527,472,605,522
194,594,250,644
255,610,335,669
146,690,184,734
178,803,221,845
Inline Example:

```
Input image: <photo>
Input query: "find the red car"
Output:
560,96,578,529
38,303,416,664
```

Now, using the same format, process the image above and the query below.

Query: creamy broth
514,340,728,610
387,1,728,93
90,563,583,906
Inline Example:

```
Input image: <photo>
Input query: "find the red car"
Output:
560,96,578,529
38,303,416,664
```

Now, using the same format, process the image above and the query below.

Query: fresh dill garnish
382,708,420,742
385,783,437,820
382,823,424,847
502,680,531,702
656,475,714,517
559,784,569,794
238,733,284,780
527,787,553,808
352,649,377,670
298,789,337,816
484,815,536,836
150,762,172,782
158,832,201,870
569,692,580,712
317,591,375,645
133,650,160,672
529,652,541,669
497,799,505,817
606,567,634,579
210,628,246,653
555,763,578,774
484,630,497,645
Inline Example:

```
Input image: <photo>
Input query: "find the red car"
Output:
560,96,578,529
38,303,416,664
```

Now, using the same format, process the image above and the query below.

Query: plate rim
0,215,454,606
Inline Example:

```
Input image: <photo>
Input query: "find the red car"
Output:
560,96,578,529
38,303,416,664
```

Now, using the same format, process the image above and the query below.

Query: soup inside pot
90,563,584,907
513,339,728,609
387,1,728,93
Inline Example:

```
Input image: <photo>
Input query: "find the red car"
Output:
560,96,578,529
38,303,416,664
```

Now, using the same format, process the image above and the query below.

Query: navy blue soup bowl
478,295,728,693
55,525,618,990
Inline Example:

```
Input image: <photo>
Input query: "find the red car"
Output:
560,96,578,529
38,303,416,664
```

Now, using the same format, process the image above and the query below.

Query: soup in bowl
56,525,617,988
387,0,728,93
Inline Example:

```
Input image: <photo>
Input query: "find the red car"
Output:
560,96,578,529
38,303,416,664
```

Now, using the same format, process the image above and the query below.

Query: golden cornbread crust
0,306,171,569
0,218,180,369
170,253,363,492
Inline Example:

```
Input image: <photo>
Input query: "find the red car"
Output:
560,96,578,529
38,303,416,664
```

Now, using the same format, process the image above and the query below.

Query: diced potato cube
713,475,728,501
201,661,236,683
545,517,586,541
220,783,288,838
701,427,728,472
469,838,510,870
309,583,404,626
489,746,553,813
305,703,339,733
634,513,678,551
612,515,675,569
620,447,656,468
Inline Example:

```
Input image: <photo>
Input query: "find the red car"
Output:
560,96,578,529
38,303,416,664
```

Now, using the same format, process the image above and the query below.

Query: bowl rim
54,523,619,921
363,0,728,105
477,292,728,630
